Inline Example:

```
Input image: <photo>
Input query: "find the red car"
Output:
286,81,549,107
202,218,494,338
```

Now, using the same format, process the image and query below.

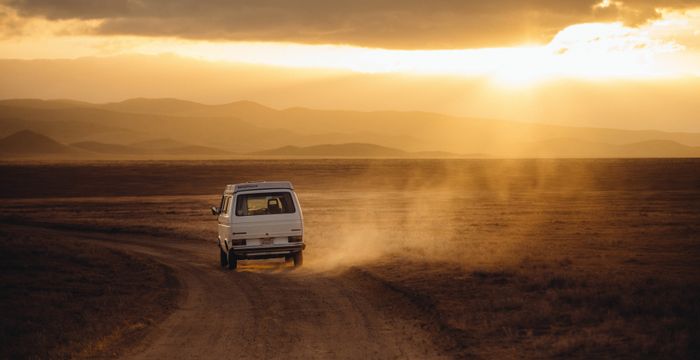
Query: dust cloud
302,159,600,271
0,159,691,274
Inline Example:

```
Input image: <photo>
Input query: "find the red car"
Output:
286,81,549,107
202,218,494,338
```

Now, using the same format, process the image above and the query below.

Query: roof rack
224,181,294,194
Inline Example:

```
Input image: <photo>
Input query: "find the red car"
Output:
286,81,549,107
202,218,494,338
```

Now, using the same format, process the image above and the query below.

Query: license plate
262,238,273,245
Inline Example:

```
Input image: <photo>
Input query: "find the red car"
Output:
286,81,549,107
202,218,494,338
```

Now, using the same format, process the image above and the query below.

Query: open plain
1,159,699,359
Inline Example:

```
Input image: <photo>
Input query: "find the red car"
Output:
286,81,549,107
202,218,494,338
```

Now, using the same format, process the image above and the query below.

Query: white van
212,181,305,269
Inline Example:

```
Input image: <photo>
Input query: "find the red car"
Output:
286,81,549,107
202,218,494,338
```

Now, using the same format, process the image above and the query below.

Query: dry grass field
0,159,698,358
0,226,179,359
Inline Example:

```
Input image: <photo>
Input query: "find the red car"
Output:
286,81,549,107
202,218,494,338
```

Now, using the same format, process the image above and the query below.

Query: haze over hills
2,56,699,133
0,130,230,158
0,130,80,155
250,143,465,158
521,138,700,158
1,98,700,159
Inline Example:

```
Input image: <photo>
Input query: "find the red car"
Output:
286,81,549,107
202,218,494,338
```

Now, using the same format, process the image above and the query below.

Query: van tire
227,251,238,270
219,248,228,267
293,251,303,267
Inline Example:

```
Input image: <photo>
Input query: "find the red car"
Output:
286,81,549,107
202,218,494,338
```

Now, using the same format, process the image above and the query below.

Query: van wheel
293,251,303,267
219,248,228,267
284,255,293,265
227,251,238,270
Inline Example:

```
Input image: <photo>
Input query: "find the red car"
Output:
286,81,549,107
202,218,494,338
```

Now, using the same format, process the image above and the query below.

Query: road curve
68,232,449,359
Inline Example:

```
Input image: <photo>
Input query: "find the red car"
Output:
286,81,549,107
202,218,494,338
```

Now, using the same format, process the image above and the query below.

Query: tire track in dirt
48,229,451,359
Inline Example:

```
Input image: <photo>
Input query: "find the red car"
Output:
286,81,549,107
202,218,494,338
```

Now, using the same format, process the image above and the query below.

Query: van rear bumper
230,243,305,259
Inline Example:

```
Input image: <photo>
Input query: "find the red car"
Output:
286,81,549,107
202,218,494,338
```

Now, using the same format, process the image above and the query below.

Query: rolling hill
251,143,410,158
250,143,467,158
252,140,700,158
70,141,140,155
0,130,230,158
69,140,230,156
130,138,189,150
1,98,700,158
0,130,80,156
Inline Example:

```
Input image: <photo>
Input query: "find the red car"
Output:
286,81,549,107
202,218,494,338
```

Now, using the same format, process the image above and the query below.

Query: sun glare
128,16,696,86
0,6,698,87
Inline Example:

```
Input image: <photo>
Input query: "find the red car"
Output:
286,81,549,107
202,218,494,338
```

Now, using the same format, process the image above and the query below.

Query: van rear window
235,192,295,216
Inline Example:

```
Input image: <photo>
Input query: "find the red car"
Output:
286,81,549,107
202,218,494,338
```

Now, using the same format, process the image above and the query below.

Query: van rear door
231,191,302,244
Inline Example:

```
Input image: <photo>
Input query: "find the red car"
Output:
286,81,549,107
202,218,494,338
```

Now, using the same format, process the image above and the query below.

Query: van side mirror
211,206,220,216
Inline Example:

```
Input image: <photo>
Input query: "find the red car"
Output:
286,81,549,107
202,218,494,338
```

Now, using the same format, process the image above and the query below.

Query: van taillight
288,236,303,242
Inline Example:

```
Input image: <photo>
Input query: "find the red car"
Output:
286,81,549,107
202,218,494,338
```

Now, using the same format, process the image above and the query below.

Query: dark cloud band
3,0,699,48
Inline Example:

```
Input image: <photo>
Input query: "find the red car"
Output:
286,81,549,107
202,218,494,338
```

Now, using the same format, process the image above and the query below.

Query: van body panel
217,194,233,245
216,182,304,261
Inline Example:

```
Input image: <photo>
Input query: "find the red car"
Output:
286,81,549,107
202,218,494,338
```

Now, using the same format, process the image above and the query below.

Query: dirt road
61,230,448,359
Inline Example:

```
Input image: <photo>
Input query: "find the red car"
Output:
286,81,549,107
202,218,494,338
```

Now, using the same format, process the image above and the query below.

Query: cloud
2,0,700,48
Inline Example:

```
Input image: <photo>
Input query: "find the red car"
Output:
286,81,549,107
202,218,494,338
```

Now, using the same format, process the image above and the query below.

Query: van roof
224,181,294,194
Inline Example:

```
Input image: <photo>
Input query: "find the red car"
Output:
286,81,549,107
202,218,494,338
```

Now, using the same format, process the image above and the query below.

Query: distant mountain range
250,143,467,158
0,130,230,158
1,98,700,159
2,129,699,159
251,140,700,158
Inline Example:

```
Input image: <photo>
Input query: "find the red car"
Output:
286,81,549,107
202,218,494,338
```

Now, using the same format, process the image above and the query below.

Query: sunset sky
1,1,699,131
